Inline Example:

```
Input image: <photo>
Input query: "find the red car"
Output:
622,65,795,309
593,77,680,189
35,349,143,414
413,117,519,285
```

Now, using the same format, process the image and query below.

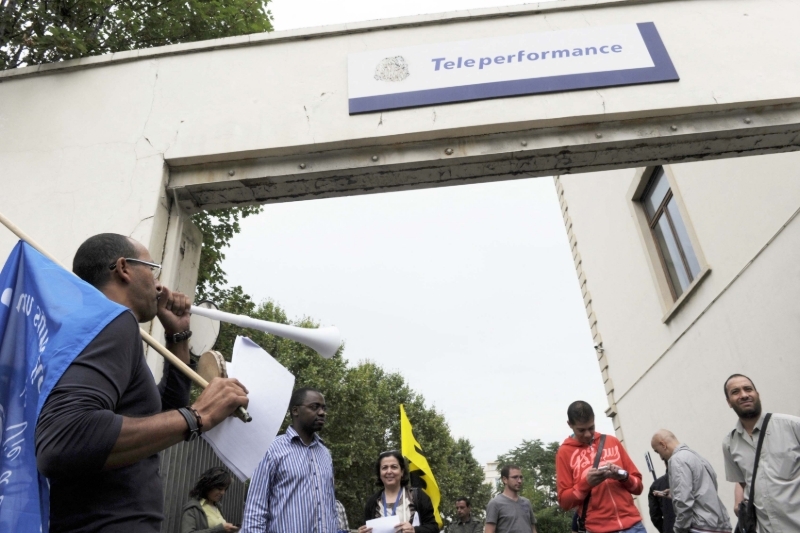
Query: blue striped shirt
241,426,338,533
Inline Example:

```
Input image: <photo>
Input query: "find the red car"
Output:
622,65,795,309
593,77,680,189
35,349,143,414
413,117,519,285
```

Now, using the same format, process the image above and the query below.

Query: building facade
483,461,500,495
1,1,799,529
556,152,800,527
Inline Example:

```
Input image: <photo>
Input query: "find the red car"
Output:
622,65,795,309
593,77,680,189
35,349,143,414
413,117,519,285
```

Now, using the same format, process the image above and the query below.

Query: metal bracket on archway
167,103,800,213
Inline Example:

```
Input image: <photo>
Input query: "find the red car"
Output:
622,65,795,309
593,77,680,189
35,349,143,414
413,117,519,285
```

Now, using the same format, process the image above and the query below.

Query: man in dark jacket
647,466,675,533
445,497,483,533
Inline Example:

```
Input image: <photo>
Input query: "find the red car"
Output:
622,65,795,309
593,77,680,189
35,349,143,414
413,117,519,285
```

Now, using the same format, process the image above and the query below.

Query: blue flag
0,241,127,532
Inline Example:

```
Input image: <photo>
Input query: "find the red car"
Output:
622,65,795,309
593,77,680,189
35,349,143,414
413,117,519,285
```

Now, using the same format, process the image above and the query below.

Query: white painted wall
1,0,799,398
2,0,798,254
558,152,800,529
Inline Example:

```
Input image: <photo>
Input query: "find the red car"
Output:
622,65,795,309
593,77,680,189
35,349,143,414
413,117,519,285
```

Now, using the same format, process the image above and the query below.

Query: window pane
666,198,701,279
653,215,691,297
643,168,669,219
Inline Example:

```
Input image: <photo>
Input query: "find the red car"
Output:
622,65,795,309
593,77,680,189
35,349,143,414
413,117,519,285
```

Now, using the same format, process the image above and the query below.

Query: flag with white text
0,241,126,532
400,404,443,528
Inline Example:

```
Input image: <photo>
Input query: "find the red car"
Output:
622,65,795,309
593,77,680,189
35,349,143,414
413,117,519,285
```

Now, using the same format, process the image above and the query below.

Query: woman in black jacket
357,450,438,533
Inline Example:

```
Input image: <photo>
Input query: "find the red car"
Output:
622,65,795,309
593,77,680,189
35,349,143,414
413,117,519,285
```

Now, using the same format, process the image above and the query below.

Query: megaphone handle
140,330,252,423
0,210,252,423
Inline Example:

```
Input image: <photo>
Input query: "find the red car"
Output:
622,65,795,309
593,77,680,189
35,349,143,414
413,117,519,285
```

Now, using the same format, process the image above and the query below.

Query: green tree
497,440,573,533
192,207,263,302
184,195,490,528
440,438,494,522
1,0,273,70
209,290,492,528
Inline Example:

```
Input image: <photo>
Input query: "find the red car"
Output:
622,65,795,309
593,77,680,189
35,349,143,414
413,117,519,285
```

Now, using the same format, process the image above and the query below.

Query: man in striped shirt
241,387,338,533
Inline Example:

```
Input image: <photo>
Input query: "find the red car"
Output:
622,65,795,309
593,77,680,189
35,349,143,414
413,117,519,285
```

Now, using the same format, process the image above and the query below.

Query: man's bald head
651,429,678,445
651,429,680,461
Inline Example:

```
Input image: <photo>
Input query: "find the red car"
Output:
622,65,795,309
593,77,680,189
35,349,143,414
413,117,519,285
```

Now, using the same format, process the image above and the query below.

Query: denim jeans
619,522,648,533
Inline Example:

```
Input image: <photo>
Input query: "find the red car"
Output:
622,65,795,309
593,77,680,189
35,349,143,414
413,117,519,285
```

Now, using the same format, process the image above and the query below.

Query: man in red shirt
556,401,645,533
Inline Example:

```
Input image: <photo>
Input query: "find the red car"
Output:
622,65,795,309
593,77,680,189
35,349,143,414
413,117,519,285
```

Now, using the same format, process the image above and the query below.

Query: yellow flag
399,404,443,528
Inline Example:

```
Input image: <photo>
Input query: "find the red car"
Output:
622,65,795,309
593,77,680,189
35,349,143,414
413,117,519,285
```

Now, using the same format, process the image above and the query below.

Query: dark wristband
165,330,192,343
189,406,203,434
178,407,201,441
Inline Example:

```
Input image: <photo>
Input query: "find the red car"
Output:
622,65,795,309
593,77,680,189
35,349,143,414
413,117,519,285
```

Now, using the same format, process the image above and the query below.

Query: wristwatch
165,330,192,343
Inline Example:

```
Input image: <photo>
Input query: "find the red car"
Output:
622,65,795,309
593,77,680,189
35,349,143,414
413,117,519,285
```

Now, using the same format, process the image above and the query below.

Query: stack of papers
202,336,295,481
365,512,420,532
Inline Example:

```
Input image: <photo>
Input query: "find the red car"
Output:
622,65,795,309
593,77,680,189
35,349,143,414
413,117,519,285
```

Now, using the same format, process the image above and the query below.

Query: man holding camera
556,401,645,533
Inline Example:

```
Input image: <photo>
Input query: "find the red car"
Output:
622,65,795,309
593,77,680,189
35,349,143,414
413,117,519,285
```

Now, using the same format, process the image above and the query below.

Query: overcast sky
223,0,614,465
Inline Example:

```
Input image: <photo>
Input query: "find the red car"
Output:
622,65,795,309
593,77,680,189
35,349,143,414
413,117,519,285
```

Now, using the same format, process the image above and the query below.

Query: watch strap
165,330,192,343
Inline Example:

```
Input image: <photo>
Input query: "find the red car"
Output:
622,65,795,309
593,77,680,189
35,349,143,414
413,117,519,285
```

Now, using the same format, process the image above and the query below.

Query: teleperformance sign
348,22,678,114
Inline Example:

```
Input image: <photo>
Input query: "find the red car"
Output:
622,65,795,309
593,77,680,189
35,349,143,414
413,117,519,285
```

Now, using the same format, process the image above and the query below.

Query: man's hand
394,522,414,533
604,463,628,482
192,377,250,431
156,285,191,335
586,468,609,487
223,523,240,532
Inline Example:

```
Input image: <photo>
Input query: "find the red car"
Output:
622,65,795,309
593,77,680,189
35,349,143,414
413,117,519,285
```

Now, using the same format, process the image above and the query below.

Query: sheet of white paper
202,336,295,481
365,515,400,533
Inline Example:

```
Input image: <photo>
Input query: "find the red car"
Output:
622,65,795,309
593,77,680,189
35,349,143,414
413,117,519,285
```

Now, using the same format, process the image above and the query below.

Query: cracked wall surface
1,0,799,378
0,58,171,265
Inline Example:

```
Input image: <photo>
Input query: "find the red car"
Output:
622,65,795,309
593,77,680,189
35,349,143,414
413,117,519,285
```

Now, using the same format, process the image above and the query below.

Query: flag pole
0,210,252,423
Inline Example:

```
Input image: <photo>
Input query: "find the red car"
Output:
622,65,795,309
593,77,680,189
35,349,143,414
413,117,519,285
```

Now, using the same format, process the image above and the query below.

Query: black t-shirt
35,311,191,533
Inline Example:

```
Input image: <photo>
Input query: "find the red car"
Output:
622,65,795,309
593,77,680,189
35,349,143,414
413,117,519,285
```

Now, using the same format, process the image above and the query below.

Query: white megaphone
189,303,341,359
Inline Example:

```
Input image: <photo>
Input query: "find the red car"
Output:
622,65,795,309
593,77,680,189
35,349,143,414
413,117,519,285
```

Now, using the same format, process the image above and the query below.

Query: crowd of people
33,232,800,533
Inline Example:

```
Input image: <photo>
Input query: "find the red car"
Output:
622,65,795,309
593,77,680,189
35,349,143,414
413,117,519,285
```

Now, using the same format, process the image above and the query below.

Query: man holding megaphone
35,233,250,533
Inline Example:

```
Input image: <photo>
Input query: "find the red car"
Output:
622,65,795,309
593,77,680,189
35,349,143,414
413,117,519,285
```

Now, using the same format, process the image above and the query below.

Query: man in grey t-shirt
485,465,538,533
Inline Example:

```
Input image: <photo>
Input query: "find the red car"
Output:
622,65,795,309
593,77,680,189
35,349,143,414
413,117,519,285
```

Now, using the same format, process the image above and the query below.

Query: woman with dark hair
357,450,438,533
181,466,240,533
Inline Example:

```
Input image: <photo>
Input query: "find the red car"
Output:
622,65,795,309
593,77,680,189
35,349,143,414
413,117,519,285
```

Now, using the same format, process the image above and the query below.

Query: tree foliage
185,201,490,527
497,440,573,533
192,207,263,302
209,289,493,528
0,0,273,70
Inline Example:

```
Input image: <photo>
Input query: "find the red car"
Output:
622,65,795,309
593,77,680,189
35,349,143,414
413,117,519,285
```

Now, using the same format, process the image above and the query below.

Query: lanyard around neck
382,489,403,517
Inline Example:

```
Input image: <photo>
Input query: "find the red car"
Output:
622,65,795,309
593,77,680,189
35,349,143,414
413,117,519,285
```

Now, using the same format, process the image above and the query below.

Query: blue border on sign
348,22,678,115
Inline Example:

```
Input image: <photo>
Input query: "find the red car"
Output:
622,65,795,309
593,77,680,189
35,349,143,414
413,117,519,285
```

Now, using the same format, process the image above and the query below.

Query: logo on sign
374,56,410,82
347,22,678,114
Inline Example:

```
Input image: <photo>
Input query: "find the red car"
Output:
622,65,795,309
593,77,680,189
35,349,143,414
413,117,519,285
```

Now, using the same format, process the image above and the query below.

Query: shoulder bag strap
581,435,607,521
747,413,771,508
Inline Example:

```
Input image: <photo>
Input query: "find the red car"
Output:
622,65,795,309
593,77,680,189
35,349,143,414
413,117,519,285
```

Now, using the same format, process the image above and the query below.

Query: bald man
650,430,731,533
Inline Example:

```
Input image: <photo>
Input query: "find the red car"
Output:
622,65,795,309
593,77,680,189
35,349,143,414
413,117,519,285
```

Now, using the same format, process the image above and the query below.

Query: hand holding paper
202,336,296,481
365,515,400,533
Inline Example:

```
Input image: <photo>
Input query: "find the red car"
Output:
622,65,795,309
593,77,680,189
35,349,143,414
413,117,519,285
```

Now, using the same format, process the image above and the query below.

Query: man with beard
241,387,338,533
722,374,800,533
485,465,537,533
555,401,645,533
